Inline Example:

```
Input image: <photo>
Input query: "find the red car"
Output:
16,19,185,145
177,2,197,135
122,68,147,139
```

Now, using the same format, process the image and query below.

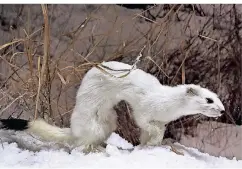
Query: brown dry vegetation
0,4,241,159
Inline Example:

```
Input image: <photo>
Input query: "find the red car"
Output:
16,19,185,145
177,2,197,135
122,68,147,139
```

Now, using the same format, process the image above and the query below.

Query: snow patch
0,131,241,168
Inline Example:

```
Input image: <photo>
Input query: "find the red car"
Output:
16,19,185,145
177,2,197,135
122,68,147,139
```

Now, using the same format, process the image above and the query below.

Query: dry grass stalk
182,63,185,85
34,4,50,120
24,6,34,77
170,144,184,156
0,92,27,116
96,45,146,78
0,39,24,51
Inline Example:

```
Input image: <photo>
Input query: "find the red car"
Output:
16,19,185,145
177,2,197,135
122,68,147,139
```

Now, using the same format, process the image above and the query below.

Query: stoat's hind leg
78,106,117,155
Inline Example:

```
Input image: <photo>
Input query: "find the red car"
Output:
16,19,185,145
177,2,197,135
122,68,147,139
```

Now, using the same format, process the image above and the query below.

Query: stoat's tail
0,118,73,144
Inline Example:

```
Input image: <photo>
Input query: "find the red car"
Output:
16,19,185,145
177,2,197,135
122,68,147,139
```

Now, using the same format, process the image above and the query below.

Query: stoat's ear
186,86,199,96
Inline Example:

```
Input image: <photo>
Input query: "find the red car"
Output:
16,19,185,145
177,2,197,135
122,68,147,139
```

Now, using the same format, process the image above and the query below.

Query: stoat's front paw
82,144,106,154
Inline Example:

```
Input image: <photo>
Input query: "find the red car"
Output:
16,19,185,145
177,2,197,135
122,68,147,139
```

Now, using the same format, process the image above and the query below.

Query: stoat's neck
156,84,187,99
146,85,190,122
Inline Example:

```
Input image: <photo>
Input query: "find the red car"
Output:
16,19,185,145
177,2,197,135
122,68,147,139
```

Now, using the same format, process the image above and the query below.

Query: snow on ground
0,132,241,168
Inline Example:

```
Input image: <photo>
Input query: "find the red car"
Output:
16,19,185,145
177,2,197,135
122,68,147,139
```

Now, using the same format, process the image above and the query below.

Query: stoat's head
182,84,225,118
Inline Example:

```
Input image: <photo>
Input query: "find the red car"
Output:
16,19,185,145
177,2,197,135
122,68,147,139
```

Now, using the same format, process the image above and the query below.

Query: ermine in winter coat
0,61,225,151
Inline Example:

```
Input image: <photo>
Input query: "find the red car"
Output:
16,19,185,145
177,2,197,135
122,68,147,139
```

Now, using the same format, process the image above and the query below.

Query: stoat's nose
220,110,225,114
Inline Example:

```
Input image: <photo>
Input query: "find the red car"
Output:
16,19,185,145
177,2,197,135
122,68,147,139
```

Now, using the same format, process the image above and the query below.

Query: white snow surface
0,132,241,168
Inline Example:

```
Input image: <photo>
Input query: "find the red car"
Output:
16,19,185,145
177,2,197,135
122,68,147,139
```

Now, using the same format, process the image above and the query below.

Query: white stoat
0,61,225,149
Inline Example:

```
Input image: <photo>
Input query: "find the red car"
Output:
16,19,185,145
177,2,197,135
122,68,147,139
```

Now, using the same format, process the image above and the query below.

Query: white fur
20,61,225,148
27,119,74,144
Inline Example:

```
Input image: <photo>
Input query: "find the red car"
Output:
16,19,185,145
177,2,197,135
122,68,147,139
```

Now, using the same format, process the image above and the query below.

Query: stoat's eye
206,98,214,104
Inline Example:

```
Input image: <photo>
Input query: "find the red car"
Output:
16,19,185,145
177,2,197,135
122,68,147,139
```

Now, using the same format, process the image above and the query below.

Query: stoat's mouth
202,110,222,118
206,113,222,118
